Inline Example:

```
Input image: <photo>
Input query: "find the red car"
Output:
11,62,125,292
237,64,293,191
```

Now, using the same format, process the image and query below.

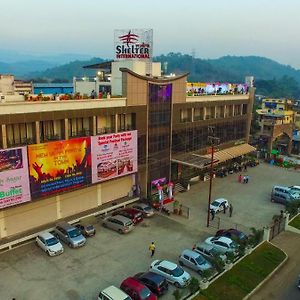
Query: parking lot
0,162,298,300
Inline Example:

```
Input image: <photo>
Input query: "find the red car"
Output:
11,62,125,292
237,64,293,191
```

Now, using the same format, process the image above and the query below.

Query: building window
180,108,192,122
68,118,91,138
194,107,204,121
6,123,36,147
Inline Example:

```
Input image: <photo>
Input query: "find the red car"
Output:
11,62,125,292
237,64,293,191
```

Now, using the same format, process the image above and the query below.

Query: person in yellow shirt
149,242,156,257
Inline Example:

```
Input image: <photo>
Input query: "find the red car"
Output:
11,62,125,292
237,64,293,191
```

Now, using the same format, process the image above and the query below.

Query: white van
98,286,132,300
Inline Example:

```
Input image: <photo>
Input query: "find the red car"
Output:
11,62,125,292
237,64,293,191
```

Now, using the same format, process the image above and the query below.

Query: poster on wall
28,137,91,199
91,131,138,183
0,146,31,209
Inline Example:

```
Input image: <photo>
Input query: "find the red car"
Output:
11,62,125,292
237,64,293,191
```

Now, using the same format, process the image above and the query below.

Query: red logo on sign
118,30,139,46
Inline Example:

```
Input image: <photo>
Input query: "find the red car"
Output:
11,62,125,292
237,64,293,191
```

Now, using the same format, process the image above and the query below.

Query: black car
215,228,248,243
134,271,168,296
75,224,96,237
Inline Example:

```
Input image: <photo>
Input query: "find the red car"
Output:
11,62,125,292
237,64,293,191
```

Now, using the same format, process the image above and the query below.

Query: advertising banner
0,147,31,209
91,131,138,183
114,29,153,60
28,137,91,199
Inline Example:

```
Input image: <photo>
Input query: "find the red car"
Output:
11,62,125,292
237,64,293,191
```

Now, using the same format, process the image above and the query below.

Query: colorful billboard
114,29,153,60
28,137,91,199
91,131,138,183
0,147,31,209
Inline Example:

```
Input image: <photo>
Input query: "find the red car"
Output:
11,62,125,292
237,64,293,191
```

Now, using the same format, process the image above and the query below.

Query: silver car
102,215,134,234
132,203,154,217
179,249,213,274
36,232,64,256
54,222,86,248
204,236,237,255
194,242,227,263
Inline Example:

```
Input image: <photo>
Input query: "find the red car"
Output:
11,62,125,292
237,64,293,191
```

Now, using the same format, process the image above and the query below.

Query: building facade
0,68,255,241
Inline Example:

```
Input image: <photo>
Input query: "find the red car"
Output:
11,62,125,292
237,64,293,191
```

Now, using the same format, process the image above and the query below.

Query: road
250,231,300,300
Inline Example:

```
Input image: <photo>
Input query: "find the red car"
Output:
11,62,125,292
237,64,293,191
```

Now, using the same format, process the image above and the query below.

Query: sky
0,0,300,68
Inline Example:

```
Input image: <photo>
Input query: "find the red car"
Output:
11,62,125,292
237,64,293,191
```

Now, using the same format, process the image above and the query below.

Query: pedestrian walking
244,164,247,171
238,174,242,183
149,242,156,257
222,202,226,214
210,209,215,220
229,204,233,217
246,175,249,183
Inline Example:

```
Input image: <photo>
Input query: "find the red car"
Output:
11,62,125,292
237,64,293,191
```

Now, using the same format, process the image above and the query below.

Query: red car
113,208,143,225
120,277,157,300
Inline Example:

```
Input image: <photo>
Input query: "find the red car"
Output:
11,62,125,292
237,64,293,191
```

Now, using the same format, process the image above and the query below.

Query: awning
202,143,256,161
172,143,256,169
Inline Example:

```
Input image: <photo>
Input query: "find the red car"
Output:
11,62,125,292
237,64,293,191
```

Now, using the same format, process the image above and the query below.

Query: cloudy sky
1,0,300,68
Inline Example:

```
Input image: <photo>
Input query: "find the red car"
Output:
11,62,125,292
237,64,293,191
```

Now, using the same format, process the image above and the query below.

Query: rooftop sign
114,29,153,61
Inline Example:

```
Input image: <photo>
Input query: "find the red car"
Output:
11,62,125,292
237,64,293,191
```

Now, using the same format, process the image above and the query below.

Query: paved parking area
0,162,298,300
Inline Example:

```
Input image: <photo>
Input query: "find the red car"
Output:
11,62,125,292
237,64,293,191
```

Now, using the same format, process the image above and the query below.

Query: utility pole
207,126,220,227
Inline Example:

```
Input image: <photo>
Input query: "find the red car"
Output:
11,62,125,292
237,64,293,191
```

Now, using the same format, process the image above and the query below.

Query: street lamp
207,126,220,227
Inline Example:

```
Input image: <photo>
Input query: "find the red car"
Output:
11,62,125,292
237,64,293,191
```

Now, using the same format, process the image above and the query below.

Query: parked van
271,186,300,204
54,222,86,248
98,285,132,300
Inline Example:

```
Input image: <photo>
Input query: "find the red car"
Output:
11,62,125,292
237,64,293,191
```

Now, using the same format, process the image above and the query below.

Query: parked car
289,185,300,194
134,271,169,296
75,223,96,237
271,186,300,204
215,228,248,243
98,285,132,300
54,222,86,248
210,198,229,213
204,236,237,255
120,277,157,300
149,260,191,288
193,242,227,263
102,215,134,234
35,232,64,256
113,208,144,224
132,203,154,217
178,249,213,274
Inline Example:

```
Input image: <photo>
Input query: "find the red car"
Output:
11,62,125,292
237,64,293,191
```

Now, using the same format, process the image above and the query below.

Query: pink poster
91,131,138,183
0,146,31,209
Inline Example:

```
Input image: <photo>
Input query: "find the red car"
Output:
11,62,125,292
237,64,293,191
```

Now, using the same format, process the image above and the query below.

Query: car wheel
179,261,184,266
174,282,180,288
118,229,123,234
68,242,72,248
198,270,203,275
47,250,51,256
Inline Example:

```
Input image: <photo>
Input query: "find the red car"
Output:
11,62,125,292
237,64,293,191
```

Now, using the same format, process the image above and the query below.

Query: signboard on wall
114,29,153,60
91,131,138,183
28,137,91,199
0,147,31,209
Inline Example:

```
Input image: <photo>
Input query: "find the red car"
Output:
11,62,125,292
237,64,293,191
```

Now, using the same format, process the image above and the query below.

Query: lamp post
207,126,220,227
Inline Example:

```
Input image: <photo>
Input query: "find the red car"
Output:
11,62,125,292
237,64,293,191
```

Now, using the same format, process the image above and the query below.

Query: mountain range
1,51,300,98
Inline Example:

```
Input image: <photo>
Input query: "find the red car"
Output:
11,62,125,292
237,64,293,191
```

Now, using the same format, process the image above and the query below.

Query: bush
189,277,200,294
211,255,225,273
285,200,300,217
248,227,263,247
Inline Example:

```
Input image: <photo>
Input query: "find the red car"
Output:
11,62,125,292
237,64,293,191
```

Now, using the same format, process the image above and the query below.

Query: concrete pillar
0,210,7,238
203,107,206,120
115,114,118,133
240,104,243,115
223,105,226,118
1,124,7,149
56,195,61,219
191,108,194,122
92,116,96,136
35,121,40,144
287,139,292,155
284,213,290,230
214,106,217,118
97,184,102,206
64,118,69,140
263,226,270,241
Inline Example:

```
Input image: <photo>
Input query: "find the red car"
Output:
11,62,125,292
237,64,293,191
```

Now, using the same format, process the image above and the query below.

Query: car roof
56,222,74,230
110,215,132,222
122,277,145,291
181,249,201,258
214,198,227,203
196,242,214,251
213,236,233,243
38,231,56,240
102,285,130,299
139,272,164,283
159,260,177,270
122,208,140,214
133,203,149,208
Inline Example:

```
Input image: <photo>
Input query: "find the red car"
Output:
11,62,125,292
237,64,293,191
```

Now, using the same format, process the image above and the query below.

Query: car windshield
211,201,220,207
139,287,151,300
86,225,94,231
125,221,133,226
172,266,184,277
68,228,81,238
144,207,152,212
46,237,59,246
195,255,206,265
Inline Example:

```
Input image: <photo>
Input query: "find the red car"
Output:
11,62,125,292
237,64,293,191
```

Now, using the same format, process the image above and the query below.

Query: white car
210,198,229,213
204,236,237,255
36,232,64,256
149,259,191,288
132,203,154,217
